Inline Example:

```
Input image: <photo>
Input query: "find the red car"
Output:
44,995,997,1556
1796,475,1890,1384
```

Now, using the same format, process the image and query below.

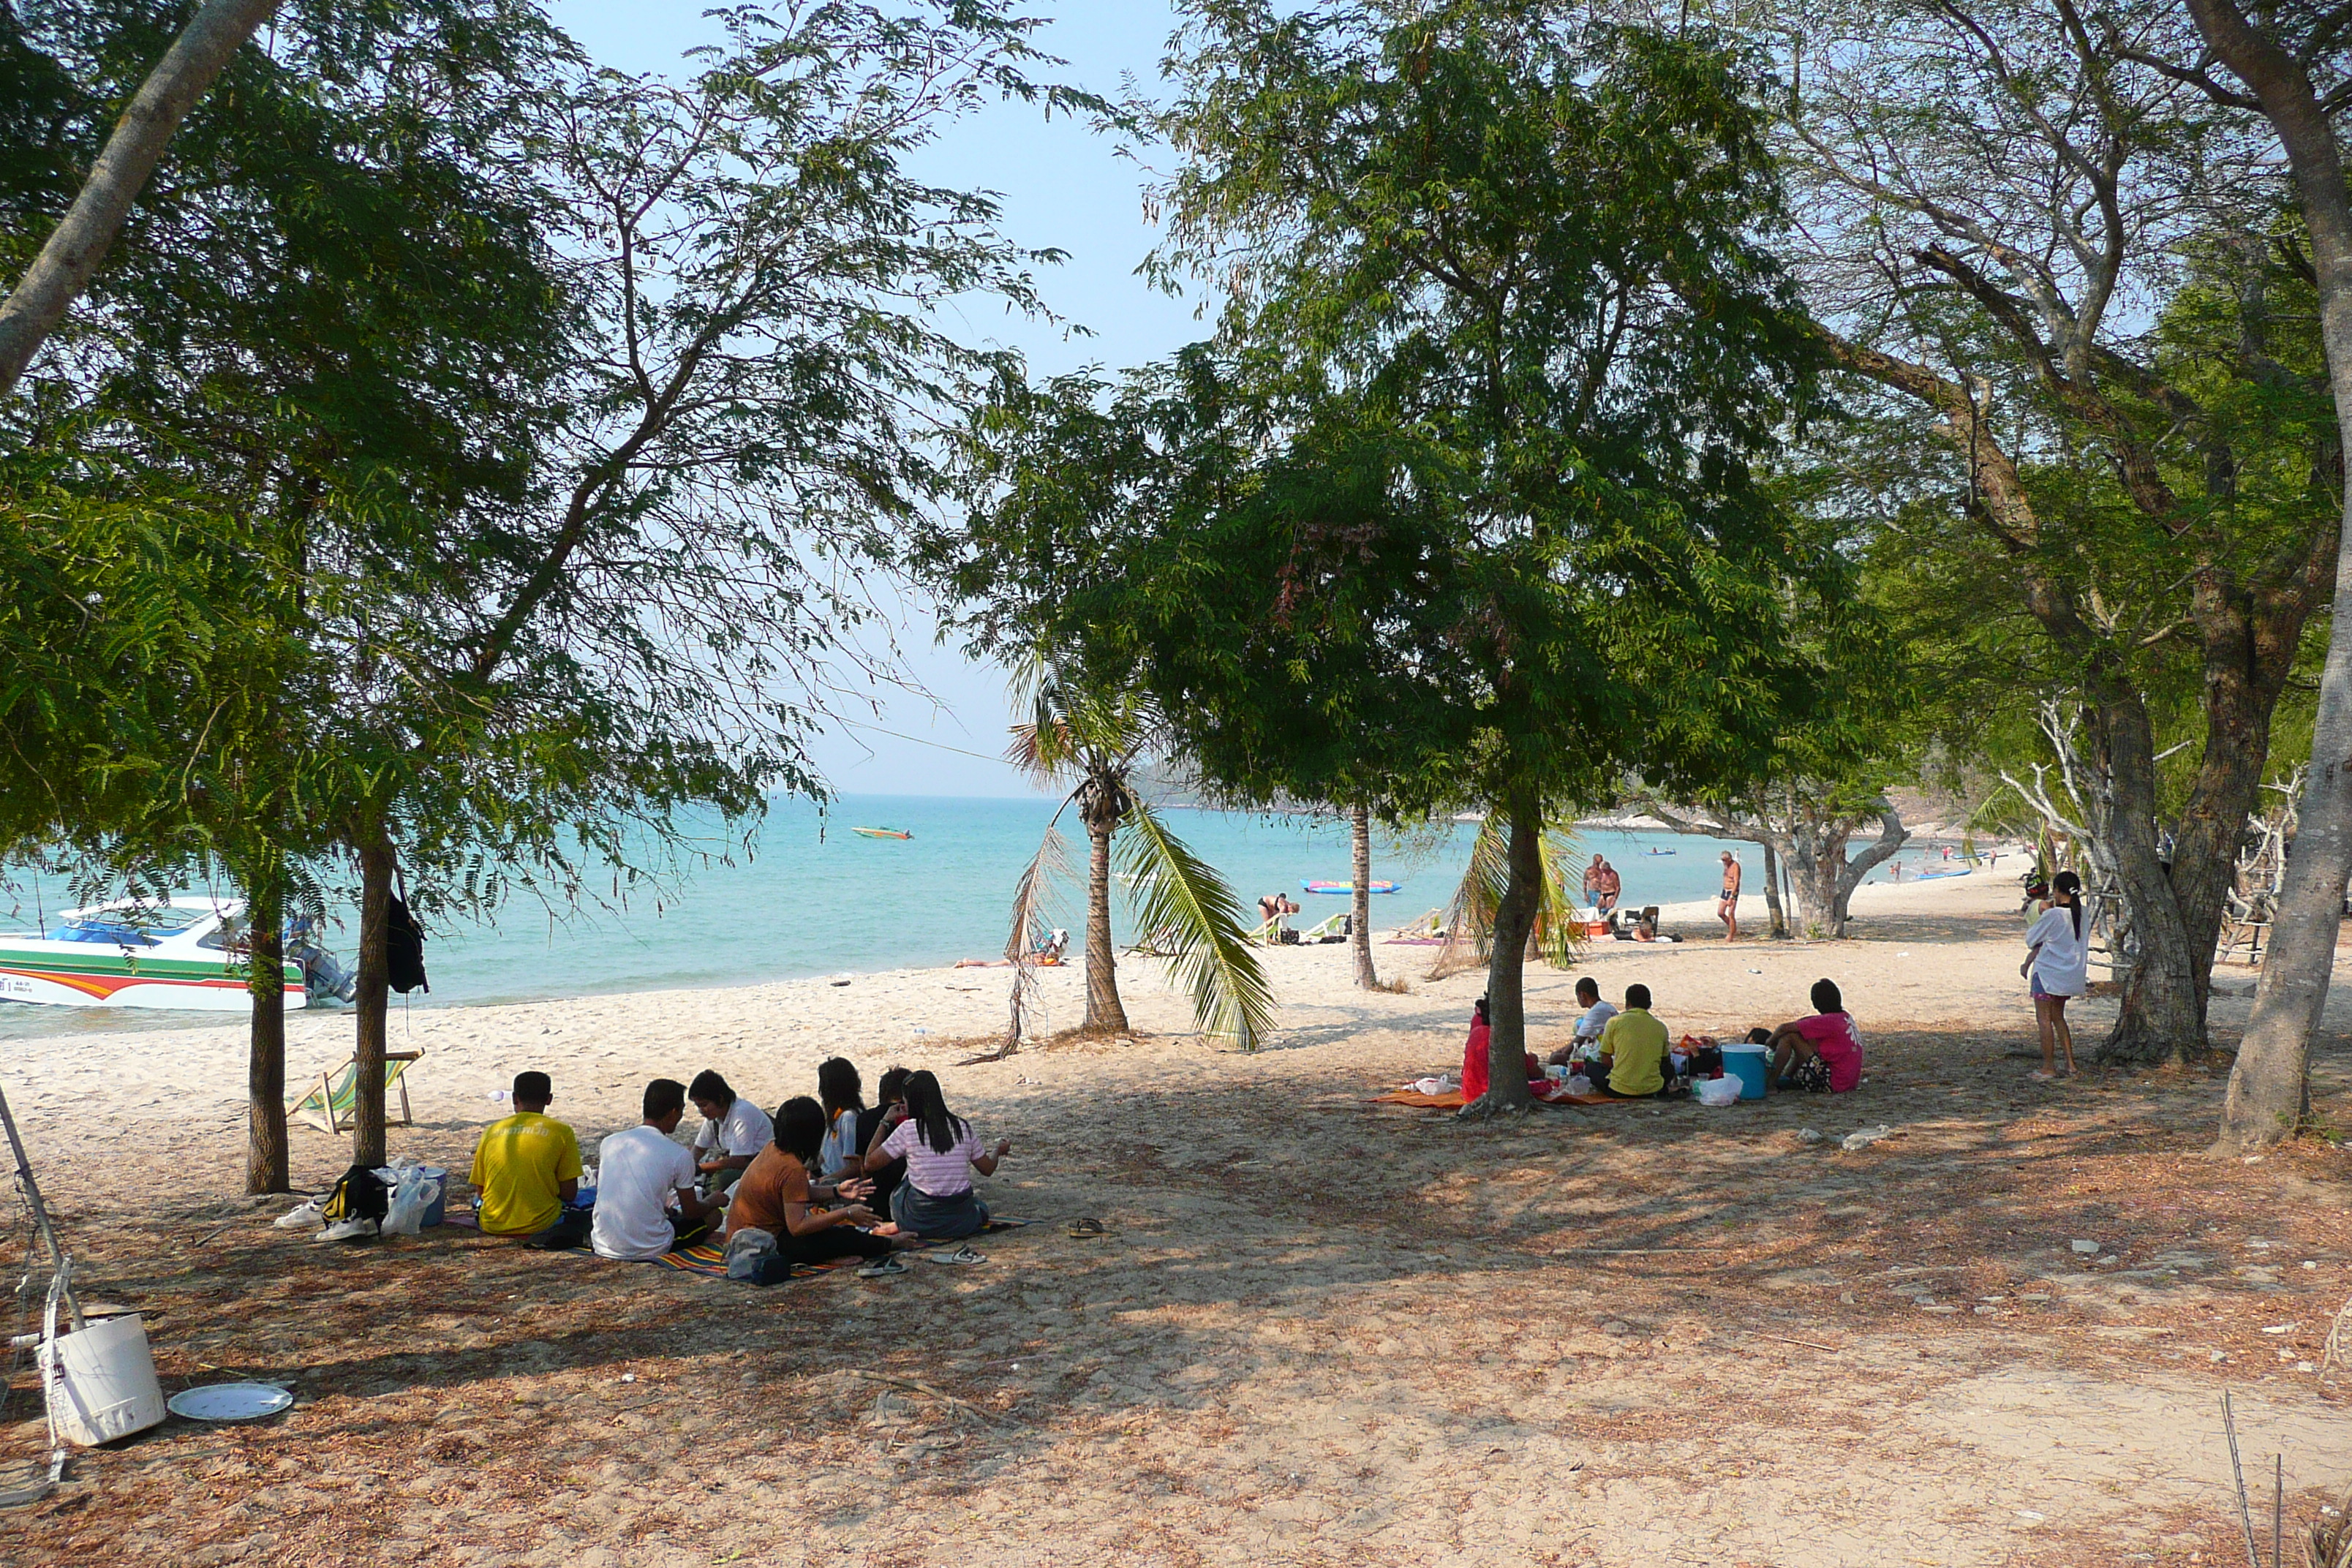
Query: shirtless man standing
1716,851,1742,941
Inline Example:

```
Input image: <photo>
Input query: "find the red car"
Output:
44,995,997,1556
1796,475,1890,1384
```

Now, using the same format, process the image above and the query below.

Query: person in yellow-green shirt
1594,985,1670,1098
470,1071,583,1239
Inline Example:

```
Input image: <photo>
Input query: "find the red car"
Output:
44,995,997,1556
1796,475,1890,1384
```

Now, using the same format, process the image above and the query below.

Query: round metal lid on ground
166,1383,293,1422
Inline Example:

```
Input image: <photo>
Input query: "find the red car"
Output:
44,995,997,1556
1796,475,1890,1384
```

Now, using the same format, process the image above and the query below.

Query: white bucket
41,1314,166,1446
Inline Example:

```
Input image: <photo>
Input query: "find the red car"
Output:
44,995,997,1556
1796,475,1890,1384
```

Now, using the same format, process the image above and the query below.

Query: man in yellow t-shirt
470,1071,582,1237
1596,985,1669,1098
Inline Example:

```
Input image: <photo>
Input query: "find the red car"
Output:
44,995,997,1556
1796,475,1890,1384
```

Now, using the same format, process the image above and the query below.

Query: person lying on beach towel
723,1096,911,1269
862,1071,1008,1240
1766,979,1863,1093
591,1079,725,1261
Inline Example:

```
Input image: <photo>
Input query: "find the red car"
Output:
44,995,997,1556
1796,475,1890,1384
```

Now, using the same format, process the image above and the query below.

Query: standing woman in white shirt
2021,870,2087,1080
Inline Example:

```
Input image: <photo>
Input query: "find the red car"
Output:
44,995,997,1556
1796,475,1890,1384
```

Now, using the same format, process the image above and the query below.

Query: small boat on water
851,826,913,840
1646,848,1676,856
1303,879,1402,896
0,900,309,1011
1917,866,1971,881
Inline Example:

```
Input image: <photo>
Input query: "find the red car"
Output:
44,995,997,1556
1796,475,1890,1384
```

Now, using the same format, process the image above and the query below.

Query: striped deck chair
290,1052,421,1134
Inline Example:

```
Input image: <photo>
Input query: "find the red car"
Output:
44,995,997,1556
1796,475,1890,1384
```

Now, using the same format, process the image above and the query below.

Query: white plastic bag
381,1166,442,1236
1695,1076,1741,1107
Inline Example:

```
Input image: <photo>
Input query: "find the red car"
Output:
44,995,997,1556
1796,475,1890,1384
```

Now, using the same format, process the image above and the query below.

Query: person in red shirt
1767,979,1864,1093
1459,995,1543,1101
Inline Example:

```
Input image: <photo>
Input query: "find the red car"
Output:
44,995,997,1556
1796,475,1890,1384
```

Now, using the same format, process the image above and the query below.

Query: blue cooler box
1719,1044,1770,1101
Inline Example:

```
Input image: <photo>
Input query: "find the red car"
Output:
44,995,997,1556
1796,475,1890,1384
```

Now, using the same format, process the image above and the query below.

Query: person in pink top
1767,979,1863,1093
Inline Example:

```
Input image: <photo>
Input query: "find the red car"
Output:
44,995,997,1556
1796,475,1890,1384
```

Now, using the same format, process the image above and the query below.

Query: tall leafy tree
1767,0,2337,1063
1144,4,1856,1113
2141,0,2352,1148
949,4,1848,1113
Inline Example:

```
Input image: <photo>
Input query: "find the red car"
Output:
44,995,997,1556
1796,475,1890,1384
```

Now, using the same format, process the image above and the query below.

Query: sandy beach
6,867,2351,1566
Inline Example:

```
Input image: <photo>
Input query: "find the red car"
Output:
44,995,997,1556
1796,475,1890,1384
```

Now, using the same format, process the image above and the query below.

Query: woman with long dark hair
721,1096,912,1277
2021,870,2087,1079
815,1058,865,1179
853,1066,913,1220
861,1070,1009,1240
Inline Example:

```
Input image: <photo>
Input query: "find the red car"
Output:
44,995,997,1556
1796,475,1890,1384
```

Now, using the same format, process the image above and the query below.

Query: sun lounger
290,1051,422,1134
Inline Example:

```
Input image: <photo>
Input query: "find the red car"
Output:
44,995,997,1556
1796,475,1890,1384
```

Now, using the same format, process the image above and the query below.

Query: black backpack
321,1164,390,1224
386,894,429,995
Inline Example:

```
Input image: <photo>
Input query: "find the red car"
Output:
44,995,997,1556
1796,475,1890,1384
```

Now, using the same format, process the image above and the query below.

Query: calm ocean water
0,794,1966,1039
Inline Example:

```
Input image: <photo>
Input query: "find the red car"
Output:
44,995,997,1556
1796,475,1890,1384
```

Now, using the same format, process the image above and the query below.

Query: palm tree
1350,802,1380,990
1002,663,1275,1051
1428,813,1582,980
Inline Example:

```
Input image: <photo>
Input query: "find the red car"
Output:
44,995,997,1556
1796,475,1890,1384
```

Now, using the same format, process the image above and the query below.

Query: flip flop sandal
856,1256,909,1278
927,1245,987,1266
1066,1218,1111,1239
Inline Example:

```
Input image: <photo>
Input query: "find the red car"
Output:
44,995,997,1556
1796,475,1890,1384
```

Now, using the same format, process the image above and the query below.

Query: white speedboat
0,900,306,1011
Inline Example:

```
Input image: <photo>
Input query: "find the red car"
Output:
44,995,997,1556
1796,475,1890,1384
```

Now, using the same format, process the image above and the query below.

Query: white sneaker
273,1198,325,1230
312,1217,377,1243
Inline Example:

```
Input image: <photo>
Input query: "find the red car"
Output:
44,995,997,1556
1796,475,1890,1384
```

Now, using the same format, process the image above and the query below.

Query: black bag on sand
322,1164,390,1225
386,895,429,995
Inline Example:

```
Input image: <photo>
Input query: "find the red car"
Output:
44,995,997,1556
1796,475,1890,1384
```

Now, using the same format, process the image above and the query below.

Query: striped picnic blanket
653,1218,1033,1284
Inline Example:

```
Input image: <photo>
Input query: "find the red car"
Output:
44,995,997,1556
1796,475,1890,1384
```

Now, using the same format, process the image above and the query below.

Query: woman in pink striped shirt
862,1071,1009,1240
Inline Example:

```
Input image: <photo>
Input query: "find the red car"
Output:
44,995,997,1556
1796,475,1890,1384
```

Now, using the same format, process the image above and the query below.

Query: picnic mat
652,1217,1033,1284
1373,1087,1619,1109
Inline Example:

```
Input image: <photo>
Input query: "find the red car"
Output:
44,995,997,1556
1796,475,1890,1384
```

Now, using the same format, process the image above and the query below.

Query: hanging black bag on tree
386,894,429,995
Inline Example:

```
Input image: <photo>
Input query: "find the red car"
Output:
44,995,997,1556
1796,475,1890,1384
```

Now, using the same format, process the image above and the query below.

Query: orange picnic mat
1372,1088,1619,1109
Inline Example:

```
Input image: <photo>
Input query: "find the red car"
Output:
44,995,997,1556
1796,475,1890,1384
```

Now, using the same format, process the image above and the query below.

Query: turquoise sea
0,794,1967,1040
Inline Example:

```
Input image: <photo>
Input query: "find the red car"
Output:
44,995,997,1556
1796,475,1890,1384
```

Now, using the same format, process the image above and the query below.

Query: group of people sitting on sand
467,1058,1009,1280
1460,976,1863,1099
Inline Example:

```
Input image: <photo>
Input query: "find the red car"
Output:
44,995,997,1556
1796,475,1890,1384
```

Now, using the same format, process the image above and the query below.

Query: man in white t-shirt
1545,977,1618,1067
592,1079,723,1262
687,1070,773,1194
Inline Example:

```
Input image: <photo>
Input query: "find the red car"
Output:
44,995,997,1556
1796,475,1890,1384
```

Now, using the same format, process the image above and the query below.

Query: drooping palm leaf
1429,814,1509,979
1429,813,1580,979
1000,807,1073,1049
1116,797,1276,1051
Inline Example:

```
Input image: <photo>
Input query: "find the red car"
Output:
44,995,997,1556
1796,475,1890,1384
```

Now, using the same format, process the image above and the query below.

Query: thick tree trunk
353,836,393,1167
1831,805,1910,930
1082,810,1128,1035
244,866,288,1195
1794,847,1843,940
2089,691,2209,1065
2181,0,2352,1147
1351,802,1379,989
0,0,281,397
1469,796,1543,1116
1762,843,1787,939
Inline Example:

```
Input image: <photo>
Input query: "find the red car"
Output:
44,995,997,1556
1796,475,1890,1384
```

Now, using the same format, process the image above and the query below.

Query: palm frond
1117,798,1277,1050
1429,815,1509,979
1002,812,1073,1049
1533,826,1583,968
1429,814,1582,979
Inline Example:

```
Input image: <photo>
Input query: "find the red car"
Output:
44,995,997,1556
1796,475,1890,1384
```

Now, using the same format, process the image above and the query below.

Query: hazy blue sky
554,1,1202,797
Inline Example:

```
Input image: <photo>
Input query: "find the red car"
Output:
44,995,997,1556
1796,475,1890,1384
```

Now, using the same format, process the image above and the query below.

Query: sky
554,1,1202,798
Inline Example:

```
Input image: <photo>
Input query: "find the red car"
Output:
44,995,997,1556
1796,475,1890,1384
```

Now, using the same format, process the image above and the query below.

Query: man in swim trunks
1717,851,1741,941
1593,859,1621,916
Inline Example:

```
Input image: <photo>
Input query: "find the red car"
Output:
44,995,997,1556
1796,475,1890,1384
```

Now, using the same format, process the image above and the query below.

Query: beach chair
290,1052,422,1134
1300,913,1346,943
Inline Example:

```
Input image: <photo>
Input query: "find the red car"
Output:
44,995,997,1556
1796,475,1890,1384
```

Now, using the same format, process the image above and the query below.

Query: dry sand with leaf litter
6,870,2352,1567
